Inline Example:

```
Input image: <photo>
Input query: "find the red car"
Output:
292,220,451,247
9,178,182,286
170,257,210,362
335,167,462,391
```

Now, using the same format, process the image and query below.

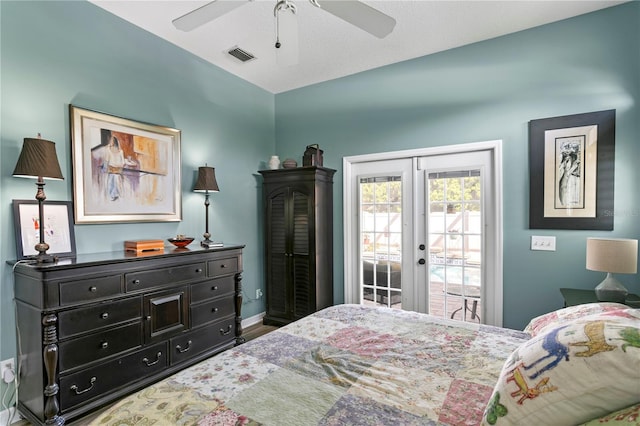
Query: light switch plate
531,236,556,251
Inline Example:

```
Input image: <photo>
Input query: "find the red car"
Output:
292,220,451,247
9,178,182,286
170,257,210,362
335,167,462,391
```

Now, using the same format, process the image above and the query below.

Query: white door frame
343,140,504,326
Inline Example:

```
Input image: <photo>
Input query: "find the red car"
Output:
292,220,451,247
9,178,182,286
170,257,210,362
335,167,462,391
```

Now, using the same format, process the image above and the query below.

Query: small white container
268,155,280,170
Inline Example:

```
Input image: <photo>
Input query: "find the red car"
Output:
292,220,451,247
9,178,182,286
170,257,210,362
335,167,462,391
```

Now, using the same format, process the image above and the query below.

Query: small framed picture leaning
13,200,76,260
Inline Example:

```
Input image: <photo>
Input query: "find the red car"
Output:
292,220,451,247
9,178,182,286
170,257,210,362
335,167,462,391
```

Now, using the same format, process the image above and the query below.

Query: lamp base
594,273,628,303
201,240,224,248
32,253,58,264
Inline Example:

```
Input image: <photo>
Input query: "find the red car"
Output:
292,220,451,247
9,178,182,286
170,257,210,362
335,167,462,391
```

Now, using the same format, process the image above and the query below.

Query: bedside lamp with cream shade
586,237,638,303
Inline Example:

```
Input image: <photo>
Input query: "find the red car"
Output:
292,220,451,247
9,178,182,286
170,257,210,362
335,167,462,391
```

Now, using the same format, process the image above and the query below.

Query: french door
344,142,503,326
354,159,414,311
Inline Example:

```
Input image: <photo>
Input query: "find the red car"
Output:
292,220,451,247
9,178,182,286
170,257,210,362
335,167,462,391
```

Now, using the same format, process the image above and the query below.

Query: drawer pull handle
100,312,109,320
142,352,162,367
70,377,96,395
89,286,97,292
196,268,203,273
220,264,226,268
100,341,109,349
176,340,192,353
220,325,233,336
133,279,140,285
212,286,218,291
212,307,219,313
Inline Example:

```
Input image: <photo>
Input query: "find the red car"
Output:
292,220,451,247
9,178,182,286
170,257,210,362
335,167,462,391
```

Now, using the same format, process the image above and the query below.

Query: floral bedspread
91,304,530,426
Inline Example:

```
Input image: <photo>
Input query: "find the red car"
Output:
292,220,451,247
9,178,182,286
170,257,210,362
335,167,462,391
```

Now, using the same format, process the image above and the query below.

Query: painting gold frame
70,105,182,224
529,109,615,230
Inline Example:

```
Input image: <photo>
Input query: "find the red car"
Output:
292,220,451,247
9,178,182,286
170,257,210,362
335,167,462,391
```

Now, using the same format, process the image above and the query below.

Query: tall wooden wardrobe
259,166,335,326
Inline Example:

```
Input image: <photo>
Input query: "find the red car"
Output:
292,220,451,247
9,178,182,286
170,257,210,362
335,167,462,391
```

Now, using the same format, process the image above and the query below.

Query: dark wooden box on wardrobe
259,166,336,326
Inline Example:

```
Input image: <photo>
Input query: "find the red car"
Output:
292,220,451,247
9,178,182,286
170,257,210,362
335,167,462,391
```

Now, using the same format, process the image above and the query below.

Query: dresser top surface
9,243,245,272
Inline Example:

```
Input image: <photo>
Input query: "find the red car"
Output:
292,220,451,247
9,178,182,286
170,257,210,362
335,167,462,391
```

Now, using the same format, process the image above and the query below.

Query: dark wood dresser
11,244,244,425
259,166,335,326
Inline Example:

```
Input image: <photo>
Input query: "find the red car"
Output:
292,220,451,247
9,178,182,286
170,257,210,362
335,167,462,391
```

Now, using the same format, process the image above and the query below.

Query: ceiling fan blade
314,0,396,39
172,0,249,32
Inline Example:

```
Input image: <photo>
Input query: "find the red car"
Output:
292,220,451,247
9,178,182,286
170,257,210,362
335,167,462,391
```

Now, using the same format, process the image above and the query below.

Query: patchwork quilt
91,304,531,425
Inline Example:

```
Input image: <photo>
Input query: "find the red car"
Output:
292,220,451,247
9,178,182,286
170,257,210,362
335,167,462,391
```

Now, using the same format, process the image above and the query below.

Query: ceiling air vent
228,47,256,63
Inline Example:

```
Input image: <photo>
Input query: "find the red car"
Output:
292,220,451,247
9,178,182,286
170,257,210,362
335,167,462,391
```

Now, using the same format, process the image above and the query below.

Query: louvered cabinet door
266,191,289,319
291,189,313,319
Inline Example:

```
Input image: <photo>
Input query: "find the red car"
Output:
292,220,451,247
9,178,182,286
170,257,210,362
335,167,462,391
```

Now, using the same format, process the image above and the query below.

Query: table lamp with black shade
13,135,64,263
586,237,638,303
193,165,222,248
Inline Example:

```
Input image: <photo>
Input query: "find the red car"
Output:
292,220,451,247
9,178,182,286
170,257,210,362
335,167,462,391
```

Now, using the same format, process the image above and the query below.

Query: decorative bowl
282,158,297,168
168,237,194,248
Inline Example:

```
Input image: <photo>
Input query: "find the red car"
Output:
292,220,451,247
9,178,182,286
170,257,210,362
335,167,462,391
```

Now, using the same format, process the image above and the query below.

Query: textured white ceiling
90,0,626,94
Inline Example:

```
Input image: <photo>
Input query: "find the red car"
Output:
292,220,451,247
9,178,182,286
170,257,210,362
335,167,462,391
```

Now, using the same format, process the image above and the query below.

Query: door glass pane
428,170,482,322
359,176,402,309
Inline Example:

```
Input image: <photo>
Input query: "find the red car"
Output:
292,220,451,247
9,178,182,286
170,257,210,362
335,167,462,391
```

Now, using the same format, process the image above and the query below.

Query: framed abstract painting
70,105,182,224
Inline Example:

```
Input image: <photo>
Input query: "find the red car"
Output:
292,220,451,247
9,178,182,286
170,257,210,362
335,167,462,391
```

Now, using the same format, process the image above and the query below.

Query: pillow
523,302,629,337
483,308,640,425
579,402,640,425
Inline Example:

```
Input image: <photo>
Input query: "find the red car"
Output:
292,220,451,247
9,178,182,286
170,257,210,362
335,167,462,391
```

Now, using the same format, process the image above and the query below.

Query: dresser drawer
126,262,206,292
59,322,142,372
58,297,142,339
191,275,235,301
170,318,236,365
59,342,167,411
191,295,235,328
208,257,238,277
59,275,122,306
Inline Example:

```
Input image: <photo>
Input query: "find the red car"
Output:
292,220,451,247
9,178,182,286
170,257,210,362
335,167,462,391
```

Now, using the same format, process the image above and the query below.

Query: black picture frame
13,200,77,260
529,109,615,230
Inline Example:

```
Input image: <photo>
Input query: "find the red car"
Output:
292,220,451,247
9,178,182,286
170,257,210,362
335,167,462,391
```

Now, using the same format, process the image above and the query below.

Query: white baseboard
241,312,265,329
0,407,21,424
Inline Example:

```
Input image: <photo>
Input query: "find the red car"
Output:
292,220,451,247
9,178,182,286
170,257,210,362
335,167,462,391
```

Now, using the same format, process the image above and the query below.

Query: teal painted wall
1,0,639,401
0,0,274,370
274,2,640,329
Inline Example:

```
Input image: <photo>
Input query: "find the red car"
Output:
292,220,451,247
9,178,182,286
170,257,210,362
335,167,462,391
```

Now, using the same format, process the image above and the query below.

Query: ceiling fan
172,0,397,40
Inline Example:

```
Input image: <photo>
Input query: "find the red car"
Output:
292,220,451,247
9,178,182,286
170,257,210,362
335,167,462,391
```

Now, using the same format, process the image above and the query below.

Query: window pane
445,178,462,201
389,181,401,203
429,234,445,258
464,205,481,233
466,267,481,287
464,176,481,201
429,206,445,234
466,235,481,265
429,179,444,202
361,205,374,232
361,182,374,204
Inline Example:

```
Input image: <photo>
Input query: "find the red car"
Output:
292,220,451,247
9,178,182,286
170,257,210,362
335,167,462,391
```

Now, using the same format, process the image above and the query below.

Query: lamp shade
586,238,638,274
193,166,219,192
13,137,64,180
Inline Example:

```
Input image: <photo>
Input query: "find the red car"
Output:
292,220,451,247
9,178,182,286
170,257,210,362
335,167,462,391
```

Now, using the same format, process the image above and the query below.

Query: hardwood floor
12,322,279,425
243,322,279,341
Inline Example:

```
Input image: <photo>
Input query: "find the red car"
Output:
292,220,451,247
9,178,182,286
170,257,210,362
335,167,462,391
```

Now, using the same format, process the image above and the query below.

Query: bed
90,303,640,426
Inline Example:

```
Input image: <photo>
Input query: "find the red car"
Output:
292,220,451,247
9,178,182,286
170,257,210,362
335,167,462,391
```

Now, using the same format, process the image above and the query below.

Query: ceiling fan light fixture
274,0,297,49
